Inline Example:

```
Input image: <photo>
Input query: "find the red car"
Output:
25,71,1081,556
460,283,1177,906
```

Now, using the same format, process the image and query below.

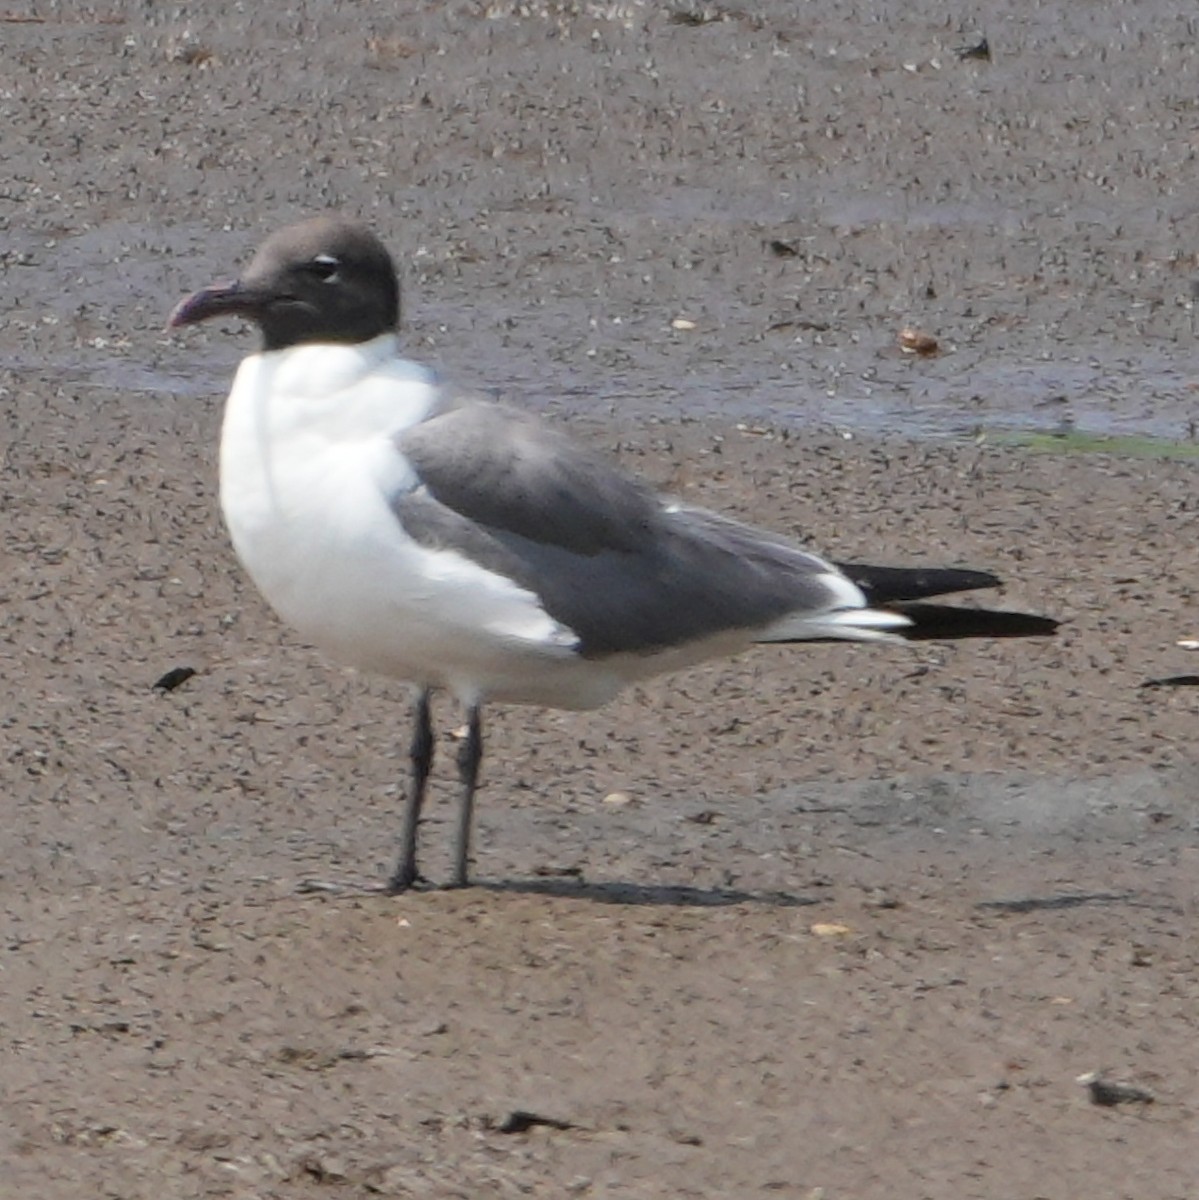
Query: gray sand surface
2,3,1197,1196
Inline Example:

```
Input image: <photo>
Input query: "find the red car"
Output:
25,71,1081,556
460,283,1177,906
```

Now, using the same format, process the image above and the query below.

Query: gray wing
393,403,852,657
398,402,657,554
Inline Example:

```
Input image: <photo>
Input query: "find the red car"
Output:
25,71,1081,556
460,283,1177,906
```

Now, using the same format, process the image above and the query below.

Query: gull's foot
384,868,429,895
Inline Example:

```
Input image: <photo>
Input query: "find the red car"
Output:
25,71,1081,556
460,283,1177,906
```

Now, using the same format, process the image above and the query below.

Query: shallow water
4,0,1198,445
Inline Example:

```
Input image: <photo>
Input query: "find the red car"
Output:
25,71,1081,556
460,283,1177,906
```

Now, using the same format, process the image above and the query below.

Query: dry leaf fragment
899,327,939,356
810,922,853,938
602,791,633,806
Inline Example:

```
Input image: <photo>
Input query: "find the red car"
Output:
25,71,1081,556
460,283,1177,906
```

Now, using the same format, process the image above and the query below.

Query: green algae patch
980,429,1199,461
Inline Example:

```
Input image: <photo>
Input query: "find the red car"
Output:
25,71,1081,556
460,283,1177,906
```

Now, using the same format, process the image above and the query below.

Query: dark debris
152,666,197,692
956,37,990,61
493,1110,578,1135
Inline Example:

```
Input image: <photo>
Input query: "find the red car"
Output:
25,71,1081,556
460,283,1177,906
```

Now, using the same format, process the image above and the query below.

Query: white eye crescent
306,254,340,281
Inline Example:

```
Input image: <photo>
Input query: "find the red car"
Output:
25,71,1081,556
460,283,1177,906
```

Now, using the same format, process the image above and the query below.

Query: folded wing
393,404,896,657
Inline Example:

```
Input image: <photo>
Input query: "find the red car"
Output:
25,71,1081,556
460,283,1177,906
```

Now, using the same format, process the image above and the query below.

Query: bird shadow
474,875,818,908
974,890,1140,914
294,873,817,908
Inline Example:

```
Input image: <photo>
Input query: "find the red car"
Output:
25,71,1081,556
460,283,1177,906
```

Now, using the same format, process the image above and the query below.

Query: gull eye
303,254,340,282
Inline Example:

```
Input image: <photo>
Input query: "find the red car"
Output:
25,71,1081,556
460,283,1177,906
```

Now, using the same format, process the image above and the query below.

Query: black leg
388,688,433,893
450,703,483,888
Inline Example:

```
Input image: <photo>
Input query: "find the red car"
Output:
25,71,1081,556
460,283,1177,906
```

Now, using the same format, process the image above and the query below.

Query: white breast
217,335,586,705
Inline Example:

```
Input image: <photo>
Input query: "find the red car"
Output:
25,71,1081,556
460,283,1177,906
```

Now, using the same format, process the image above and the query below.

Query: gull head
168,215,400,351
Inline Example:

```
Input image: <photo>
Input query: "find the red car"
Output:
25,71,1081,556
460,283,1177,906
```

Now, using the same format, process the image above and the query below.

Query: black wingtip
836,563,1002,604
894,604,1060,641
1140,674,1199,689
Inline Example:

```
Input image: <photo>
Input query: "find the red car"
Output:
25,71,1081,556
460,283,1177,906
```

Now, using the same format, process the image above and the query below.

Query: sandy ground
2,2,1199,1197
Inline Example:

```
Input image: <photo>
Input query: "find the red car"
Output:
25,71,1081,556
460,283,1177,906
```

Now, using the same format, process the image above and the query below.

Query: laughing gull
169,215,1058,891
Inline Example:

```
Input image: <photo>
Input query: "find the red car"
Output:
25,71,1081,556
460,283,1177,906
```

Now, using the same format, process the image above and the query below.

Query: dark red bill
167,280,267,329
